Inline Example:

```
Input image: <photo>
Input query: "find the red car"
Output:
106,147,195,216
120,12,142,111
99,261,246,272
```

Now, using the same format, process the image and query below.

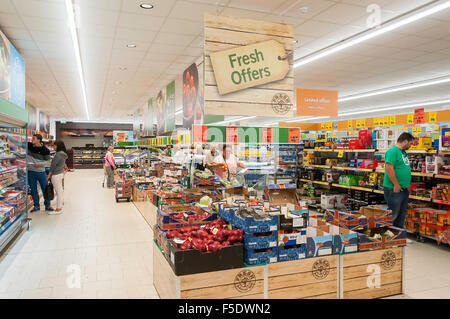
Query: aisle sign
226,127,238,143
347,120,353,129
288,128,299,144
414,108,425,124
296,88,338,116
407,114,414,125
429,112,437,123
262,127,273,144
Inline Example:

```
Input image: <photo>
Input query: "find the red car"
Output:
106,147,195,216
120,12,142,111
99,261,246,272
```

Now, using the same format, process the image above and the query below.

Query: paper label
270,225,277,231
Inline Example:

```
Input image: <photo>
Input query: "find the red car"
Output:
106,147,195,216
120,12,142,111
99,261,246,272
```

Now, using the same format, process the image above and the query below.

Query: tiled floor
0,169,449,299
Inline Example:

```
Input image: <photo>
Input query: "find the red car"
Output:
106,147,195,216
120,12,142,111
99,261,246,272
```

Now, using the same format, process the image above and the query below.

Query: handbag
44,181,55,201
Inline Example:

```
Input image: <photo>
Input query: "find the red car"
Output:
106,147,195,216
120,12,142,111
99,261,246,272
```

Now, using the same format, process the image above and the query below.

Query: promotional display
166,81,176,133
183,63,199,129
0,29,25,108
296,88,338,117
204,14,294,118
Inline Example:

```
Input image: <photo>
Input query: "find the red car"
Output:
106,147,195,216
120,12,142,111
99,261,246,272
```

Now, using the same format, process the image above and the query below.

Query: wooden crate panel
181,280,264,299
204,101,294,117
205,28,293,49
343,247,402,267
343,270,402,291
269,268,337,290
153,242,178,299
205,13,294,38
205,86,293,105
180,266,264,290
229,293,265,299
268,255,337,277
344,260,402,280
343,282,402,299
205,41,293,58
268,280,337,299
305,292,338,299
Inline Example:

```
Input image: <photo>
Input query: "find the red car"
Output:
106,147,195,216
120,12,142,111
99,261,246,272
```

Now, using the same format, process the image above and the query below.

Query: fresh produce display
166,219,244,252
193,168,213,179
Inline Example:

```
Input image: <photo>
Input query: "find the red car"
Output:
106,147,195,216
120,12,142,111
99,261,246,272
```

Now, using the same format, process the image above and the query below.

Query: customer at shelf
214,144,246,180
47,141,68,215
104,146,116,188
205,143,223,176
383,132,414,228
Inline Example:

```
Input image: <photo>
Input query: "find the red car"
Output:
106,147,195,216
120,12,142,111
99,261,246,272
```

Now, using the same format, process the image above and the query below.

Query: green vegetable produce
199,196,212,207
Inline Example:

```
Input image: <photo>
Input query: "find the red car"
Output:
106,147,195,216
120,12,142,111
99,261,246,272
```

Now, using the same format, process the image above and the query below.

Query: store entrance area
0,170,157,299
0,169,448,299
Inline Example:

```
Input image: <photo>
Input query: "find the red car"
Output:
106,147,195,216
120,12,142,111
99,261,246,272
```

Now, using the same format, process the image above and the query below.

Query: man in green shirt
383,132,415,228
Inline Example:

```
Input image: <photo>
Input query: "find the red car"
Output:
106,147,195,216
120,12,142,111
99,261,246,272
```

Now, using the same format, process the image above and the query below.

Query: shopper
192,143,206,170
104,146,116,188
383,132,415,228
47,141,68,215
172,144,187,164
214,145,246,180
205,143,223,175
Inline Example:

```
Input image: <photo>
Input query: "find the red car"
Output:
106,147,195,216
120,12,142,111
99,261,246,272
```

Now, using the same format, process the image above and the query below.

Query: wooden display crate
153,242,264,299
340,247,403,299
267,255,338,299
132,186,145,202
133,195,157,229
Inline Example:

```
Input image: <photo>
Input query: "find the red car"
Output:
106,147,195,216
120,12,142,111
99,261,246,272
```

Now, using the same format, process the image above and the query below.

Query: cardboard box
244,247,278,265
327,224,358,254
356,226,406,251
305,227,335,258
234,213,278,233
277,244,307,262
193,175,220,186
182,188,208,203
157,204,218,230
278,229,307,246
278,212,308,230
153,226,169,257
167,241,244,276
244,231,278,249
263,184,299,206
326,206,393,230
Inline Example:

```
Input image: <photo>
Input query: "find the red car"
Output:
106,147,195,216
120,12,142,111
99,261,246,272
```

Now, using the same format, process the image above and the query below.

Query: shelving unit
73,147,107,169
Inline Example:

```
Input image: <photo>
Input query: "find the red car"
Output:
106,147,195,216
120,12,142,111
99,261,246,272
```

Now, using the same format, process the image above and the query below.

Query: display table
153,242,404,299
133,191,158,229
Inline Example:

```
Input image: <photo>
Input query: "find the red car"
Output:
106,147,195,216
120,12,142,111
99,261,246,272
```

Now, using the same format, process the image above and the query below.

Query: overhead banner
204,14,294,118
0,29,25,108
183,63,199,129
296,88,338,117
166,80,175,133
133,108,141,140
147,98,154,136
155,88,166,135
26,103,37,133
140,103,147,137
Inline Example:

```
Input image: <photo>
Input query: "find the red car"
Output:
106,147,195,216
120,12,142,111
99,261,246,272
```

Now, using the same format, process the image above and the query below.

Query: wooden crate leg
176,277,181,299
264,264,268,299
402,246,405,295
339,255,343,299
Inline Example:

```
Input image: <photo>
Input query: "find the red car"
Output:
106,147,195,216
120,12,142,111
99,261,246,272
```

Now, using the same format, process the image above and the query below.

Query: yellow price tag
390,116,396,125
320,123,325,130
333,131,336,138
347,120,353,129
417,127,422,133
429,112,437,123
446,132,450,136
338,150,344,158
407,114,414,124
435,126,440,133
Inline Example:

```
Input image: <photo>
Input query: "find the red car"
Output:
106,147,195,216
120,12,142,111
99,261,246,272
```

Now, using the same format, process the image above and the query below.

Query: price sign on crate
390,116,396,125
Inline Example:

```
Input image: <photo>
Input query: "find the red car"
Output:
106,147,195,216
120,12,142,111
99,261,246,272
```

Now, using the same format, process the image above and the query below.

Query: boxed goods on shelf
326,206,393,230
193,175,220,186
244,231,277,249
245,247,278,265
321,193,348,210
356,226,406,251
277,244,306,262
157,204,218,230
305,227,335,258
263,184,298,205
234,211,278,233
339,175,363,186
309,217,358,254
279,212,308,229
278,229,307,246
181,188,208,203
153,225,169,257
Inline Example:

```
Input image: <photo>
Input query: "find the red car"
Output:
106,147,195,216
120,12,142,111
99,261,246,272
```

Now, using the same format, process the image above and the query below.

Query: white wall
61,135,106,149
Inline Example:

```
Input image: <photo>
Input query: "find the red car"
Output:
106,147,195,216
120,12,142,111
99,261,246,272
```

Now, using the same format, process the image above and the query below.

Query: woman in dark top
47,141,68,215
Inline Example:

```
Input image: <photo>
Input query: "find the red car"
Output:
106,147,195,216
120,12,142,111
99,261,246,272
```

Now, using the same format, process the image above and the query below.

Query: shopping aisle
0,169,158,299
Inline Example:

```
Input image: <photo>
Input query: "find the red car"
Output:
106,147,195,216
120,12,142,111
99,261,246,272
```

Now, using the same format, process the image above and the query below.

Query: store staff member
383,132,415,228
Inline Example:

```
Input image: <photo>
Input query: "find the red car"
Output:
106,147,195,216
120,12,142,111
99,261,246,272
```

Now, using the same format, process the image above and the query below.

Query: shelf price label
338,150,344,158
356,119,366,128
429,112,437,123
347,120,353,129
414,108,425,124
262,127,273,144
435,125,440,133
288,128,299,144
390,116,396,125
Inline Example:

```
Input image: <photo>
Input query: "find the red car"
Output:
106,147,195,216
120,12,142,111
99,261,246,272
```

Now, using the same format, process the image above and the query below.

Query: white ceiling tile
0,13,25,28
160,18,203,36
296,20,341,38
80,8,119,27
0,27,32,40
13,0,66,19
220,7,268,20
153,32,196,46
169,1,225,22
121,0,177,16
148,43,187,55
282,0,336,20
115,27,157,42
76,0,122,11
118,12,165,31
0,0,16,13
227,0,288,14
314,3,365,25
112,39,151,51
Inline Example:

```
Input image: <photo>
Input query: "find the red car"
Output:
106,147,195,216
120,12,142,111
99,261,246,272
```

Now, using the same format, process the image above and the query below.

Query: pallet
340,247,403,299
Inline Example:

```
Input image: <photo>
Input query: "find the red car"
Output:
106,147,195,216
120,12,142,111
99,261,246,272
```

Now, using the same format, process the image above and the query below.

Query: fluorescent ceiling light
339,99,450,117
294,0,450,68
215,116,257,126
339,75,450,102
285,116,331,123
65,0,89,120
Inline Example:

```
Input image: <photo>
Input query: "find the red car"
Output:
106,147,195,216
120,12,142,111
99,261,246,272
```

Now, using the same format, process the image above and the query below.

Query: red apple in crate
228,235,238,243
166,231,181,239
222,241,230,247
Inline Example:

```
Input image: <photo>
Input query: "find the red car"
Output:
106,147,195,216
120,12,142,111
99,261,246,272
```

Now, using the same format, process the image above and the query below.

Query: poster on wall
39,111,49,134
0,29,26,108
133,108,141,140
204,14,294,118
140,103,147,137
183,63,199,129
166,80,175,133
26,103,37,132
155,88,166,135
296,88,338,117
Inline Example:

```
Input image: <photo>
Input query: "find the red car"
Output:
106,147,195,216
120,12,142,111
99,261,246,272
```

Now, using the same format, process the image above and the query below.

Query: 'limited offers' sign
210,40,290,95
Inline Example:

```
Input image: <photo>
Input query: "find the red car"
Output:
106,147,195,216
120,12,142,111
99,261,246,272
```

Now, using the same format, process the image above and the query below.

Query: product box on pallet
244,247,278,265
202,187,223,202
192,175,220,187
234,213,278,233
278,228,307,246
167,241,244,276
326,206,393,230
263,184,299,205
157,204,218,230
153,225,169,256
278,212,308,230
424,209,449,227
277,244,306,262
244,231,278,249
182,188,208,203
327,224,358,254
356,226,406,251
425,224,450,237
305,227,335,258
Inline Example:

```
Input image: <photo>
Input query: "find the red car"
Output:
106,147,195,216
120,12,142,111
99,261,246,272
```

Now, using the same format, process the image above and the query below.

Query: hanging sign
262,127,273,144
356,119,366,128
347,120,353,129
296,88,338,117
414,108,425,124
289,128,299,144
389,116,396,125
193,125,208,143
210,40,289,95
407,114,414,125
226,127,239,144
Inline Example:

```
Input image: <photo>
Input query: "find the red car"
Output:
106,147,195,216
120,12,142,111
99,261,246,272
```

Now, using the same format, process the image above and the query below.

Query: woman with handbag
105,146,116,188
47,141,68,215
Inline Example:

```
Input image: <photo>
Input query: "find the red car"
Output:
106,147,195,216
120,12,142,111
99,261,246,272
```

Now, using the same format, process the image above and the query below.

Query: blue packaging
244,247,278,265
244,231,278,249
278,244,307,262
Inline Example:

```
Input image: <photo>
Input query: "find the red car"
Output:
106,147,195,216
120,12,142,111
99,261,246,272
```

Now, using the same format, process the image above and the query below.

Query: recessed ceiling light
119,66,127,71
294,40,299,44
140,3,153,9
299,6,308,14
126,44,136,48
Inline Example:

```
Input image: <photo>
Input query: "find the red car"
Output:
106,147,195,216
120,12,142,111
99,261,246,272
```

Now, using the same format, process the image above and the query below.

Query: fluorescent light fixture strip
65,0,89,120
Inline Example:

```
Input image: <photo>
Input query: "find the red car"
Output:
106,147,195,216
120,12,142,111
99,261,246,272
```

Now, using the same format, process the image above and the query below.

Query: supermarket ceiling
1,0,450,121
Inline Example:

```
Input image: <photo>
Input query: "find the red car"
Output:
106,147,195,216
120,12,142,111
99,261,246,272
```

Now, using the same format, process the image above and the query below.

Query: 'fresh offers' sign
210,40,289,95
